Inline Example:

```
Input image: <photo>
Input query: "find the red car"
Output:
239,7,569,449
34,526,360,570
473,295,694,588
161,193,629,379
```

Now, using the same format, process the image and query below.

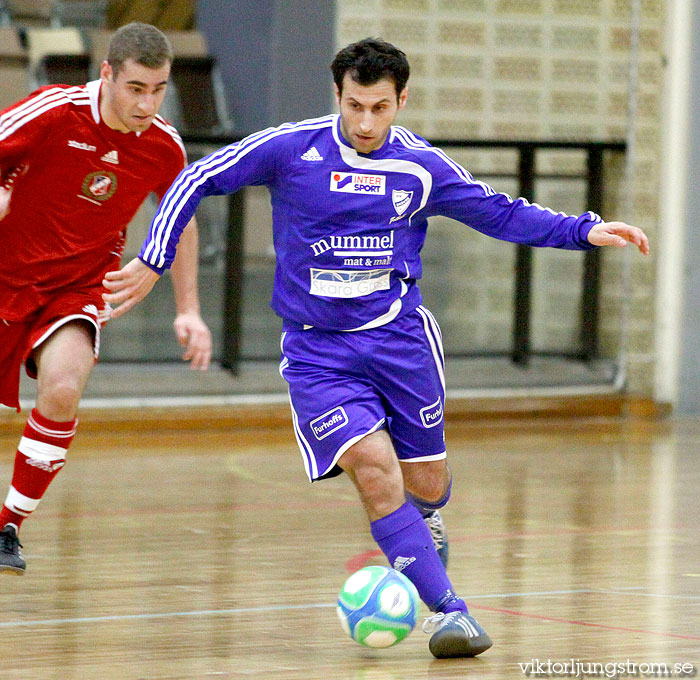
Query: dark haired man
0,22,211,574
104,37,649,658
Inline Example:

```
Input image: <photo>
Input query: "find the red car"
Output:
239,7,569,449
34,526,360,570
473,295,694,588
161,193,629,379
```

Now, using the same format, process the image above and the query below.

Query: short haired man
0,23,211,574
104,38,649,658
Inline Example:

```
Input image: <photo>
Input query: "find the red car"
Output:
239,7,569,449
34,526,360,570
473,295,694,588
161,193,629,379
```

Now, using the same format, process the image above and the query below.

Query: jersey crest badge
82,171,117,202
392,189,413,217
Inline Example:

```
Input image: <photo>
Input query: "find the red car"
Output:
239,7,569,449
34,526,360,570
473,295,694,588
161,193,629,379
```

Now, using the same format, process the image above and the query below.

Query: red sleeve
0,86,61,173
154,137,187,202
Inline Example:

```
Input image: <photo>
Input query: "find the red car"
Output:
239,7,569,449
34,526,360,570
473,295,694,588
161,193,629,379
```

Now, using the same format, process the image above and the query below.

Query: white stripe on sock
27,415,77,438
5,485,40,514
18,437,68,461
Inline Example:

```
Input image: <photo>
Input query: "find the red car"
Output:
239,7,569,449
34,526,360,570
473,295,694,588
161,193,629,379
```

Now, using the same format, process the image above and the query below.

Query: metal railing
429,139,626,365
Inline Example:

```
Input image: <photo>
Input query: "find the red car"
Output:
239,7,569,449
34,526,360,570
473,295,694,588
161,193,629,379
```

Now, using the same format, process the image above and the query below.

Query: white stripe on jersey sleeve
0,86,88,128
391,125,495,194
392,125,601,222
0,87,89,141
152,116,187,164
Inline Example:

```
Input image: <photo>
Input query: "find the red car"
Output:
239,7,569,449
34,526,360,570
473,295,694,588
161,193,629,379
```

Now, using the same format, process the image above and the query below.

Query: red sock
0,408,77,531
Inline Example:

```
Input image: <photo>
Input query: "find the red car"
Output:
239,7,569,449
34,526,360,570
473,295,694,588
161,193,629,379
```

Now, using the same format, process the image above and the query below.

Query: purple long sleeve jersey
140,114,600,332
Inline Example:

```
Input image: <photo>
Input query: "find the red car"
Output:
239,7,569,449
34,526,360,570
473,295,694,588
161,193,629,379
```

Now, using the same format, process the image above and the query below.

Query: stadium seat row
0,25,232,135
0,0,108,29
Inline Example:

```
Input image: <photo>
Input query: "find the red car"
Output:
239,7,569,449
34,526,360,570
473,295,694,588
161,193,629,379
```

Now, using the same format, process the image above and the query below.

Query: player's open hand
587,221,649,255
102,257,160,318
173,311,211,371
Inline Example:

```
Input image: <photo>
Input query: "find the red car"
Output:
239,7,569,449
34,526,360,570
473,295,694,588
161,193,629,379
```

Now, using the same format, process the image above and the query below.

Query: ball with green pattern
336,565,421,648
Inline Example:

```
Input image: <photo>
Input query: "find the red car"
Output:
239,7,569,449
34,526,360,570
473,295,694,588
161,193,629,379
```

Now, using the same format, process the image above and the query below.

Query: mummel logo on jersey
310,230,394,258
310,406,349,440
330,171,386,195
420,397,444,428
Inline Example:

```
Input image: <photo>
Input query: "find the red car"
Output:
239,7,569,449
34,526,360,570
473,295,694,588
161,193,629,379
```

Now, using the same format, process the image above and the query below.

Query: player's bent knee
353,462,395,493
341,453,397,494
402,460,451,504
339,446,405,518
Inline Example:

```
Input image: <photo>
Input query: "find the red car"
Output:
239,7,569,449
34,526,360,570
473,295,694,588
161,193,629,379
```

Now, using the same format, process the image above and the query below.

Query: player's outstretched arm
102,258,160,318
170,218,212,371
587,221,649,255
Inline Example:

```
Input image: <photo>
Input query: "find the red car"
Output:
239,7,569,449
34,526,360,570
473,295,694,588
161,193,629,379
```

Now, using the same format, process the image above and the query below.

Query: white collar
86,79,102,124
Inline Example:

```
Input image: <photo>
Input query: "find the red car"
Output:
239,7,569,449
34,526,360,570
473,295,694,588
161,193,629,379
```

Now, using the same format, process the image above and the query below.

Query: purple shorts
280,306,447,481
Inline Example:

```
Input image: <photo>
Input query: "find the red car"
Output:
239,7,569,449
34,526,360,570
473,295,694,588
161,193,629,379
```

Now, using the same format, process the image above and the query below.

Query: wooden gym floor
0,413,698,679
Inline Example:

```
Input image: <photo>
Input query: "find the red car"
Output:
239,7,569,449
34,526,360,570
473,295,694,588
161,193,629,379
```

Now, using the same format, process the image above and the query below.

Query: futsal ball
336,565,420,648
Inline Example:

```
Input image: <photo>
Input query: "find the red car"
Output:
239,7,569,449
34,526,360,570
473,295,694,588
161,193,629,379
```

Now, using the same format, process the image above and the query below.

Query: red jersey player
0,23,211,574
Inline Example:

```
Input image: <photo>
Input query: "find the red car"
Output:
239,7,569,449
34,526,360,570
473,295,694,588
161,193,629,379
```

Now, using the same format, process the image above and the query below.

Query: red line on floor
471,604,700,641
345,549,383,572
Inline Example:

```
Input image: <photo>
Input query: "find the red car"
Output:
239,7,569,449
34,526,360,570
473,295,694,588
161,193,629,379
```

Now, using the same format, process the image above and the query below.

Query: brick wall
336,0,663,393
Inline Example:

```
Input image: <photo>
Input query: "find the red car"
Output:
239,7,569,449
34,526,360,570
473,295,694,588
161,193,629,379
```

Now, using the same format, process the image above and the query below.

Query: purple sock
370,502,467,613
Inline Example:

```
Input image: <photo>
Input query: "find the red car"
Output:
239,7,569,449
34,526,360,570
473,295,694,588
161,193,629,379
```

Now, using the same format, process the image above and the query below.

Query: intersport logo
330,171,386,194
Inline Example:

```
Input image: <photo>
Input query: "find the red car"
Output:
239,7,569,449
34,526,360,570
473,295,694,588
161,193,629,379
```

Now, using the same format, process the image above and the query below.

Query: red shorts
0,291,107,411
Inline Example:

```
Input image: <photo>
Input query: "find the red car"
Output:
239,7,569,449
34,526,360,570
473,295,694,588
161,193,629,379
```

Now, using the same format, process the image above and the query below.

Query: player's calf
405,472,452,568
423,509,449,568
